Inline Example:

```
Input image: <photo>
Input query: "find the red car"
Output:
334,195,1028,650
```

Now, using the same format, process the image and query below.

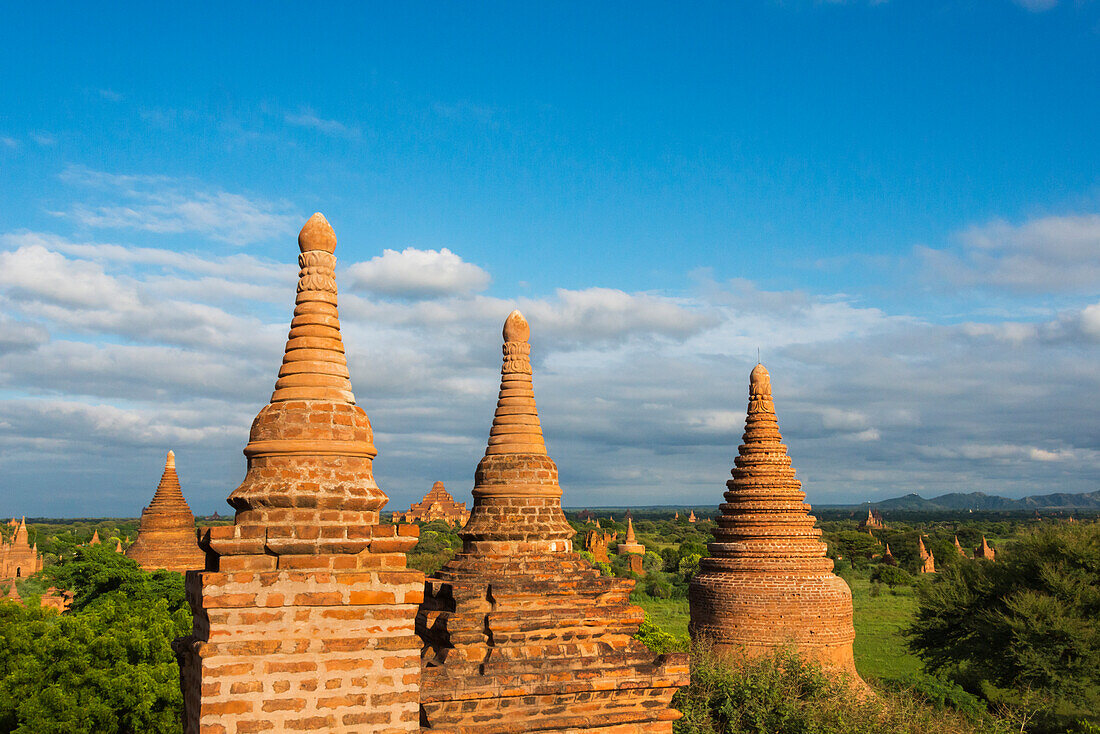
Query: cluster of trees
0,545,187,733
908,522,1100,732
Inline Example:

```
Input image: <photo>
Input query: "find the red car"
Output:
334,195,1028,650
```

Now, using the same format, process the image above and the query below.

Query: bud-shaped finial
503,309,530,343
750,363,771,397
298,212,337,254
166,450,175,469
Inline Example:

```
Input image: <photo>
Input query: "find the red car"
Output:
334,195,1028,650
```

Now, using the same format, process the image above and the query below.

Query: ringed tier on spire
125,451,205,573
457,309,574,555
417,311,688,733
689,363,863,682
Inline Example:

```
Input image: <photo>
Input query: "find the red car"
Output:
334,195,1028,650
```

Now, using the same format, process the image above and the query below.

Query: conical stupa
689,364,862,681
954,535,967,557
176,214,423,733
974,536,995,560
882,543,897,566
417,311,688,733
89,529,100,545
618,516,645,555
125,451,205,573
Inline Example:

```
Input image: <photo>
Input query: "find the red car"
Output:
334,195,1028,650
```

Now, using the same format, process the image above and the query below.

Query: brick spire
12,518,28,548
690,363,863,682
417,311,689,732
126,451,204,573
223,213,386,529
458,310,573,555
270,213,354,404
178,214,423,733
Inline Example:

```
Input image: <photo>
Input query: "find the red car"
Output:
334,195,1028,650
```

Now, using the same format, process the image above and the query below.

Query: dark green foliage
908,522,1100,729
832,530,883,568
888,672,989,720
40,545,186,614
872,565,915,588
0,546,189,733
406,520,462,576
673,643,1008,734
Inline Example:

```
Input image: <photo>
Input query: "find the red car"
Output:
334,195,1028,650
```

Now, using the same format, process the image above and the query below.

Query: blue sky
1,1,1098,516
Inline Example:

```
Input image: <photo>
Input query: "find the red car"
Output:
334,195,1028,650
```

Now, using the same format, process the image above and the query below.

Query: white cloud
0,244,135,310
59,166,300,245
920,213,1100,293
0,220,1099,515
0,137,17,149
0,317,48,353
284,109,358,138
348,247,491,298
30,132,56,146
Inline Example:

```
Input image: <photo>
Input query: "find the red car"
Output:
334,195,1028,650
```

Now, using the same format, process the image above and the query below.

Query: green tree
908,522,1100,727
0,545,189,733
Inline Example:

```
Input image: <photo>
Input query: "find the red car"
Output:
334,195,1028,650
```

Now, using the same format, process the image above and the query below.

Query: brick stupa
399,481,470,527
689,364,862,681
176,213,423,733
126,451,205,573
617,517,646,575
416,310,689,733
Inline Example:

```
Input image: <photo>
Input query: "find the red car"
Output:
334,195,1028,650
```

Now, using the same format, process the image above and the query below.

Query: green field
849,576,922,681
634,574,923,682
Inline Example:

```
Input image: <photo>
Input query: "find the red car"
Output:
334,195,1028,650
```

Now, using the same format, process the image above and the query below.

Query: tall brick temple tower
126,451,205,573
689,364,862,681
416,310,689,733
176,214,424,734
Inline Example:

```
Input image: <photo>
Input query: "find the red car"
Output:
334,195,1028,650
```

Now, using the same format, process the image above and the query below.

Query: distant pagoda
125,451,205,573
689,364,862,681
859,508,884,529
882,543,897,566
416,311,688,732
973,536,995,560
0,518,43,580
918,536,936,573
617,516,646,574
400,481,470,527
954,535,967,557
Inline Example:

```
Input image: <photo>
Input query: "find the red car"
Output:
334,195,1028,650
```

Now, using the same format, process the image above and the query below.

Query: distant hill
839,490,1100,512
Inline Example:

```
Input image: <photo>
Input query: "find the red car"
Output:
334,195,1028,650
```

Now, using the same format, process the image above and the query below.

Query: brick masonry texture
126,451,206,573
689,364,863,683
416,311,689,733
174,214,425,733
